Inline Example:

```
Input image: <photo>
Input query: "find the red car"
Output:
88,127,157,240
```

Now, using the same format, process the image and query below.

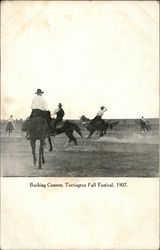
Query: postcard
1,1,159,249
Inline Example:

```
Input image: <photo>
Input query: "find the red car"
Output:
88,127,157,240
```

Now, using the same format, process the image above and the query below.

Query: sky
1,1,159,119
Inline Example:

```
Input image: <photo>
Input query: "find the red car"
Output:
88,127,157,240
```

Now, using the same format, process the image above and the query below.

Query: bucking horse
80,115,109,138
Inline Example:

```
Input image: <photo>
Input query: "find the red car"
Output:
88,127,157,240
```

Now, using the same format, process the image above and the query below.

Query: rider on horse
30,89,51,126
92,106,107,122
5,115,14,134
52,103,65,130
8,115,14,127
140,116,147,126
26,89,51,139
30,88,48,116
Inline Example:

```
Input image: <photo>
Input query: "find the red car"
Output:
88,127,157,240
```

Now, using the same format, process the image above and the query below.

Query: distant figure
8,115,14,125
5,115,14,136
93,106,107,122
140,116,151,132
53,103,65,129
141,116,147,125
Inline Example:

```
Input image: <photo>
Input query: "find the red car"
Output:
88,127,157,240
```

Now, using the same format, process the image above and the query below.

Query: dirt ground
1,123,159,177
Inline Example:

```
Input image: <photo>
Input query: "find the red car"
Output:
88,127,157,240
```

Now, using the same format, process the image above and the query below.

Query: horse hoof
49,148,52,152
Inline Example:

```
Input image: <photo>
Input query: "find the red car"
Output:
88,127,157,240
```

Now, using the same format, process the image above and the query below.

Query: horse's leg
42,141,45,164
30,139,37,165
48,135,53,151
87,130,94,139
39,140,43,169
66,130,78,146
99,130,103,137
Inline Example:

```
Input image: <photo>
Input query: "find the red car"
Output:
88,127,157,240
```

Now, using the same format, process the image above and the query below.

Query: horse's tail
74,124,83,137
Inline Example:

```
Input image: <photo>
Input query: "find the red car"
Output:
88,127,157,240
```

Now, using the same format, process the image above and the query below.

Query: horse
48,119,83,151
5,122,14,136
80,115,109,138
21,116,48,169
140,120,151,132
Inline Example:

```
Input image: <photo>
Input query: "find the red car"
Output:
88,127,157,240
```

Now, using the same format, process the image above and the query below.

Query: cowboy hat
35,89,44,94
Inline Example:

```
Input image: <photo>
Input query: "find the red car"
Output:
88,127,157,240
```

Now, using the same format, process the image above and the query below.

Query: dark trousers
92,116,102,122
30,109,45,118
30,109,51,128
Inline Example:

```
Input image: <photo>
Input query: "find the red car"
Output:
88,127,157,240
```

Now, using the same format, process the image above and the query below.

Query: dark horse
140,120,151,132
5,122,14,136
22,116,48,169
48,119,83,151
80,115,109,138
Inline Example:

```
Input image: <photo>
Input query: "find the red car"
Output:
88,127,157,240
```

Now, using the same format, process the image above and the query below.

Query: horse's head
80,115,85,121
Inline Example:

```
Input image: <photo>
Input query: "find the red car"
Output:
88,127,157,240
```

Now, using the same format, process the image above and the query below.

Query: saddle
55,121,64,129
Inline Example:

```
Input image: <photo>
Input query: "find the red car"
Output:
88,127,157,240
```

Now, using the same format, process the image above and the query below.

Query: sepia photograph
1,1,159,250
1,0,159,177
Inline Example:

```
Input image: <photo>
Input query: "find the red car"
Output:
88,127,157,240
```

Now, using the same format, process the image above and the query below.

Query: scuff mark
64,15,72,22
3,96,15,105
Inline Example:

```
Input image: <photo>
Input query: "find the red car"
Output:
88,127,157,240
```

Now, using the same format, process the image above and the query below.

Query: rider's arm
103,107,107,112
53,108,60,115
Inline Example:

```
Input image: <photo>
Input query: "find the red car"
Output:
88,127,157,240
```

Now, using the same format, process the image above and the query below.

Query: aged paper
1,1,159,249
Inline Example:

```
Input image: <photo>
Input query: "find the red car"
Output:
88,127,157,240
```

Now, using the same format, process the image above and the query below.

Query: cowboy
141,116,147,125
53,103,65,129
93,106,107,122
8,115,14,124
26,89,50,140
30,88,48,118
6,115,15,129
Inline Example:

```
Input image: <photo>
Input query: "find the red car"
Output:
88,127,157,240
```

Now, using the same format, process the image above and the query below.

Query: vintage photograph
1,1,159,177
1,1,159,250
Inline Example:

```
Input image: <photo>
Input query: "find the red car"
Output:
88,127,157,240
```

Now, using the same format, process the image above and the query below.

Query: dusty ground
1,123,159,177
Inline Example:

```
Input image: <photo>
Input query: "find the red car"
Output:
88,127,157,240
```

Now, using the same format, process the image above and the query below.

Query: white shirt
8,117,15,128
31,95,48,111
141,118,146,123
53,108,61,115
96,107,107,117
8,117,14,122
